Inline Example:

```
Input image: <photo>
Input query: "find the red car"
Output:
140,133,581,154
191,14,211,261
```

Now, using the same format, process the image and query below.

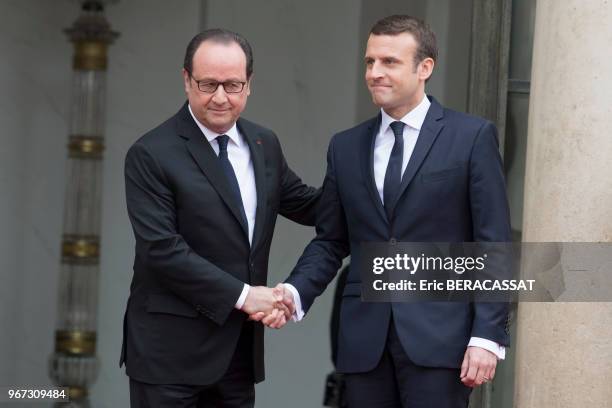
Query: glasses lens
199,82,218,93
224,82,244,93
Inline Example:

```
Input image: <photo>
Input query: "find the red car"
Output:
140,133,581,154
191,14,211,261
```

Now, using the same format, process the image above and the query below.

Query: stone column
514,0,612,407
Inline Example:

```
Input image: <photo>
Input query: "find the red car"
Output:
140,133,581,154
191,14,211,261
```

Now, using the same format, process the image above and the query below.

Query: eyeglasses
187,70,247,94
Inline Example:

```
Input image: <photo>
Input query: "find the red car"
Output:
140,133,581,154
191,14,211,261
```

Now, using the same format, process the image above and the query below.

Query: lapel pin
256,139,262,145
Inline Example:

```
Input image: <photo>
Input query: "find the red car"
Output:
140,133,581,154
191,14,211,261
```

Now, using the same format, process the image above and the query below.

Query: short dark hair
183,28,254,79
370,15,438,67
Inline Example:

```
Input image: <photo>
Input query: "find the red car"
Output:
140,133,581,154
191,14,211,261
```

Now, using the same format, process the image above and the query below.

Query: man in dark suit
121,29,319,407
277,15,511,408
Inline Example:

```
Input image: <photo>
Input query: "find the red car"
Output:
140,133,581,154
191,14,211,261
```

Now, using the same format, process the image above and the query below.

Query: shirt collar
188,104,242,148
380,94,431,134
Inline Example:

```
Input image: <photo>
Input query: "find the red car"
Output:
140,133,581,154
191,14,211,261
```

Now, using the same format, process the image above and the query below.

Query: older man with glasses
120,28,318,408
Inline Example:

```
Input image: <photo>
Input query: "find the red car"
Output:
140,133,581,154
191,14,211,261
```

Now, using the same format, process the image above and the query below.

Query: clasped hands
240,283,295,329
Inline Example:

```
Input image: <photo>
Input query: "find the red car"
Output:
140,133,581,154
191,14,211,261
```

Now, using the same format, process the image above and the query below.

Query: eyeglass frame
185,69,248,94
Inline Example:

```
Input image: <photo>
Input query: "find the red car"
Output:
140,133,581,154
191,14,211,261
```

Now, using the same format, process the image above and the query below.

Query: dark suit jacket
286,96,511,373
120,102,319,385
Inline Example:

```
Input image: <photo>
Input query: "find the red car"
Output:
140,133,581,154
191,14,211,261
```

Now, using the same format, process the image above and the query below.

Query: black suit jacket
120,102,319,385
286,96,511,373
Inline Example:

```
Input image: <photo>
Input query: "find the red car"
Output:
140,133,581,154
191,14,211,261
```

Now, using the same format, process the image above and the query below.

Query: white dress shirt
374,95,430,203
285,95,505,359
188,105,252,309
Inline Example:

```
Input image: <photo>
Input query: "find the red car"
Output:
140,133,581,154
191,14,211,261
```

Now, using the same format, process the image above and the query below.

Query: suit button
389,238,397,245
250,262,255,268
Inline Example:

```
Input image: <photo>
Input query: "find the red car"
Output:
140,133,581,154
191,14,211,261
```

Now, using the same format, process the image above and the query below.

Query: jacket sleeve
468,121,512,346
125,142,244,326
285,136,350,313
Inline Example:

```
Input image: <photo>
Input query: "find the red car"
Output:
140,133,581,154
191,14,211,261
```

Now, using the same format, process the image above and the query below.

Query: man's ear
182,68,191,94
419,58,435,81
246,74,253,96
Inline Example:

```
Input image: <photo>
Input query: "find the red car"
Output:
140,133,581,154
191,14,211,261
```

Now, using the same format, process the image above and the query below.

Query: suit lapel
361,114,389,225
177,104,250,239
390,97,445,215
237,118,267,253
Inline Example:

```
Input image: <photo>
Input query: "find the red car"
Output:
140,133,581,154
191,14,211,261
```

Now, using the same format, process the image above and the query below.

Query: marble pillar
514,0,612,407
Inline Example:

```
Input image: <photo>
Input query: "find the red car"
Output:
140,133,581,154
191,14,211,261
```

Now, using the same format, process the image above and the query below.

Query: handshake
240,284,295,329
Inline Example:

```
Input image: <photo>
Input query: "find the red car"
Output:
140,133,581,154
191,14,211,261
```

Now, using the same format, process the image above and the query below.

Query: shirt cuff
283,283,304,321
235,284,250,309
468,337,506,360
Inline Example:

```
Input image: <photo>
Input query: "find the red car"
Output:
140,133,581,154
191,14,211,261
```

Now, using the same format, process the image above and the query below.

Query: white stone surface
0,0,72,389
515,0,612,406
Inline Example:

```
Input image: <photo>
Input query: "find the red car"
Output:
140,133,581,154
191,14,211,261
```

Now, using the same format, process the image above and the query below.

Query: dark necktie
383,121,405,220
216,135,248,231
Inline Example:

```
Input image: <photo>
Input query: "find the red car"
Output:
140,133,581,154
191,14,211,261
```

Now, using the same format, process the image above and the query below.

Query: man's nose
366,61,384,80
211,85,229,103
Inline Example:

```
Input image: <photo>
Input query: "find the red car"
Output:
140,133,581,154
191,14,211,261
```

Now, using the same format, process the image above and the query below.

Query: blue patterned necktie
383,121,405,220
216,135,248,230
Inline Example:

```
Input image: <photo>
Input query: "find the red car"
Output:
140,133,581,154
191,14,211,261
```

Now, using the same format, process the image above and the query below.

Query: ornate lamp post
48,1,119,406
